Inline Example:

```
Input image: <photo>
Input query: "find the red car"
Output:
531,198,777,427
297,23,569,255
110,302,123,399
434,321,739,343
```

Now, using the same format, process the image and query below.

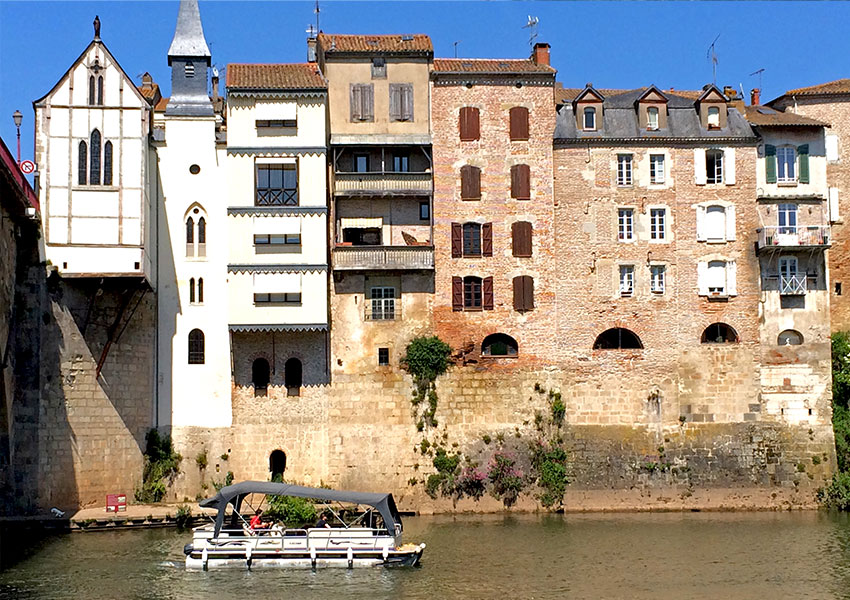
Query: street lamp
12,110,22,165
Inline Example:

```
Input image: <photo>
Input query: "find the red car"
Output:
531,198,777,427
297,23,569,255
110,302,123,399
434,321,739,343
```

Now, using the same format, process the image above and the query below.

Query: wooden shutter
510,107,529,141
697,261,708,296
461,165,480,200
724,148,735,185
725,205,736,241
512,221,532,257
511,164,530,200
389,84,401,121
694,149,707,185
402,84,414,121
696,205,707,241
523,276,534,310
363,84,374,121
726,260,737,296
452,277,463,311
512,277,523,311
451,223,462,258
482,223,493,256
460,107,480,141
350,84,361,121
765,144,777,183
482,276,494,310
798,144,810,183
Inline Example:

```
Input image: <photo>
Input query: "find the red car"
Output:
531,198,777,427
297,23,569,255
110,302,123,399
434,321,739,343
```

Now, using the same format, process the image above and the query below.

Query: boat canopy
199,481,402,537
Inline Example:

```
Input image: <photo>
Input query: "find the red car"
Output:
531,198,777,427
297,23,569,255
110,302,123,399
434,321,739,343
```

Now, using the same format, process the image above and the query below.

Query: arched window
701,323,739,344
89,129,101,185
78,141,87,185
593,328,643,350
198,278,204,303
252,358,270,395
185,216,194,257
198,217,206,243
88,76,96,105
96,76,104,105
285,357,302,396
269,450,287,482
189,278,196,304
188,329,205,364
482,333,518,357
103,141,113,185
778,330,803,346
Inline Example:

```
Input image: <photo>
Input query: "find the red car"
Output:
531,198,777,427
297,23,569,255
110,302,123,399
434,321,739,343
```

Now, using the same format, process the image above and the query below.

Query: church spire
166,0,213,117
167,0,211,65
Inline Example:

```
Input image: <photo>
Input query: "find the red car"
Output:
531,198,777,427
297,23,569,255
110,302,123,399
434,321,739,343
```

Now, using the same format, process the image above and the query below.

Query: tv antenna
453,41,461,58
314,0,320,33
523,15,539,48
706,34,720,84
749,68,765,90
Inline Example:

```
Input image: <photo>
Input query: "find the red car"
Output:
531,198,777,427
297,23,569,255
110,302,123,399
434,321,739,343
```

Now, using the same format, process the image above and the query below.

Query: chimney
307,37,317,63
141,72,153,90
531,42,550,66
211,67,220,103
750,88,761,106
723,86,736,98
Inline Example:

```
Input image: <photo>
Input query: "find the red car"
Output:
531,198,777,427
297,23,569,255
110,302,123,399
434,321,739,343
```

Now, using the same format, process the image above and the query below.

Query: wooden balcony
332,245,434,271
756,226,830,252
333,172,432,197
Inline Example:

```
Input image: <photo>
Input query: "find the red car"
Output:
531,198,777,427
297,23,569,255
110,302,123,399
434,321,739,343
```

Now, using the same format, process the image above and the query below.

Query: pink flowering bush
487,452,525,507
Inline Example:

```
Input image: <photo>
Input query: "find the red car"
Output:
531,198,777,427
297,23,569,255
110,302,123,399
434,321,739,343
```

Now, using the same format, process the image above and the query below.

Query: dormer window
583,107,596,131
707,106,720,129
647,107,659,130
185,63,195,78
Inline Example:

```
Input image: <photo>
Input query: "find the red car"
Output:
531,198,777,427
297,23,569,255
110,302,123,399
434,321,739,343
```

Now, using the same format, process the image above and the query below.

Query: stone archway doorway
269,449,287,482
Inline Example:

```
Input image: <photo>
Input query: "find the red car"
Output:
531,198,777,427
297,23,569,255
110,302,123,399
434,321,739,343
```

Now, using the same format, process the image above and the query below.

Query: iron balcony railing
756,226,830,251
334,172,432,196
332,245,434,271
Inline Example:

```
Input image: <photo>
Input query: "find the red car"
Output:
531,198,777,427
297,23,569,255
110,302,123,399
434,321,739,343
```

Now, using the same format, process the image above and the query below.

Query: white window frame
649,154,665,184
619,265,635,296
698,259,736,297
647,107,659,130
778,203,798,234
706,149,724,184
707,260,727,294
776,146,797,183
618,208,634,241
650,208,666,241
650,265,666,294
617,154,633,186
707,106,720,128
583,107,596,130
370,286,396,320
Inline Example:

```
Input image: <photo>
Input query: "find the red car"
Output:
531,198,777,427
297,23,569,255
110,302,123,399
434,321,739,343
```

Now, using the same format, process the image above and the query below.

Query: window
650,265,666,294
350,83,374,122
698,259,736,297
779,256,804,295
103,141,113,186
354,154,369,173
460,165,481,200
88,76,95,105
593,328,643,350
78,141,87,185
284,357,302,396
462,223,482,256
256,119,296,128
481,333,518,357
459,107,480,141
188,329,205,364
254,233,301,245
707,106,720,128
509,107,529,141
704,205,727,241
619,265,634,296
371,57,386,79
583,107,596,131
512,221,533,257
389,83,414,122
197,217,206,257
189,278,195,304
706,150,723,184
777,147,797,183
185,63,195,78
419,202,430,221
97,76,103,105
370,287,396,320
647,107,659,130
452,276,493,311
198,278,204,303
650,154,665,184
650,208,666,240
707,260,727,294
778,330,804,346
186,216,194,256
252,358,270,394
700,323,738,344
189,278,203,304
451,222,491,257
618,208,634,241
90,129,101,185
512,275,534,311
778,203,797,234
511,164,531,200
393,154,409,172
256,164,298,206
464,276,483,310
254,292,302,304
378,347,390,366
617,154,633,186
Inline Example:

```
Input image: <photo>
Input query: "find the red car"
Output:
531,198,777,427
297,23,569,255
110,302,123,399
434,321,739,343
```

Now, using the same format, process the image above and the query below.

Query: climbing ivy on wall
402,336,452,429
819,332,850,509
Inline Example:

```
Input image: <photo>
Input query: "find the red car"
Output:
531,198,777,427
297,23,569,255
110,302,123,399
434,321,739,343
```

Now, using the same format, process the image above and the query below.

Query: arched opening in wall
269,450,287,482
481,333,518,357
593,328,643,350
285,358,302,397
252,358,270,396
778,329,804,346
700,323,739,344
188,329,205,364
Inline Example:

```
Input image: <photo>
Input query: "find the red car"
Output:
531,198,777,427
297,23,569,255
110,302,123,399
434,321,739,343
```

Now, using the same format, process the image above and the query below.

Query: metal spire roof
167,0,211,62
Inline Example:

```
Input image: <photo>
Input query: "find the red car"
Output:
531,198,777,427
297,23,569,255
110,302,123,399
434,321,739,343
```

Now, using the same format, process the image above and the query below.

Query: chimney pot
723,86,736,98
531,42,550,66
586,82,593,89
750,88,761,106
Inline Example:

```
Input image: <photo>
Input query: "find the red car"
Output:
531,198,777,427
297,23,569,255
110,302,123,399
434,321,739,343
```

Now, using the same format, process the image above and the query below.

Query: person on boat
249,509,269,532
314,512,331,529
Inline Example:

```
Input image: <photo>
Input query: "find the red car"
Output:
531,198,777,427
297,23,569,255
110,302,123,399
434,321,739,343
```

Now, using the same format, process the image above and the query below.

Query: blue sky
1,1,848,169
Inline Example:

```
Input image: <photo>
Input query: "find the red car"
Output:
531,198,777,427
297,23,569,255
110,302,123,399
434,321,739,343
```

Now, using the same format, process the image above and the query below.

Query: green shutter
798,144,810,184
765,144,777,183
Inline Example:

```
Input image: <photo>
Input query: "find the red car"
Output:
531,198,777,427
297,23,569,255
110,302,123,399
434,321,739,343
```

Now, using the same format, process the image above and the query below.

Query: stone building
430,44,557,366
768,80,850,332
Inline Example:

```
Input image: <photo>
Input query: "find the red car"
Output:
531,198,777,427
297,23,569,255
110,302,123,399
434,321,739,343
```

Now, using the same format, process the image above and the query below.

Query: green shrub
487,452,524,508
834,404,850,473
175,504,193,528
196,450,208,470
551,395,566,425
135,429,181,503
530,444,569,508
402,336,452,382
425,474,443,499
818,472,850,510
264,495,317,527
432,447,461,475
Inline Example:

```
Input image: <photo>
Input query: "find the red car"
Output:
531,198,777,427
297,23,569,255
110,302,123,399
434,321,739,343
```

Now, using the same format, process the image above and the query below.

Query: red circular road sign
19,160,35,174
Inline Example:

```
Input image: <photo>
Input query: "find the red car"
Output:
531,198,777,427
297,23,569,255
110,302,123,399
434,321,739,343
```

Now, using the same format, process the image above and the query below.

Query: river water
2,511,850,599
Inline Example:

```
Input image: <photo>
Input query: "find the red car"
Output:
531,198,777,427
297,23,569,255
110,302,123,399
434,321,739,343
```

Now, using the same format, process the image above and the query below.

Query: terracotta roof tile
744,105,828,127
433,58,555,74
317,33,432,54
139,84,159,100
154,97,169,112
784,78,850,96
226,63,326,90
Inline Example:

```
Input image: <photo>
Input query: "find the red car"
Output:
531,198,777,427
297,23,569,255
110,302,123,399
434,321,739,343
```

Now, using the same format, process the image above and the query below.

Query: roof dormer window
708,106,720,129
583,107,596,131
647,107,659,130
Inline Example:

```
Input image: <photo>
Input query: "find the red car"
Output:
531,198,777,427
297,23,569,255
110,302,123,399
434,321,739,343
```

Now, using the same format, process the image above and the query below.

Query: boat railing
201,526,393,551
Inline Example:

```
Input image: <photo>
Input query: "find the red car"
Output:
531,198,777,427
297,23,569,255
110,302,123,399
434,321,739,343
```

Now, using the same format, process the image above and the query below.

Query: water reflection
1,512,849,600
